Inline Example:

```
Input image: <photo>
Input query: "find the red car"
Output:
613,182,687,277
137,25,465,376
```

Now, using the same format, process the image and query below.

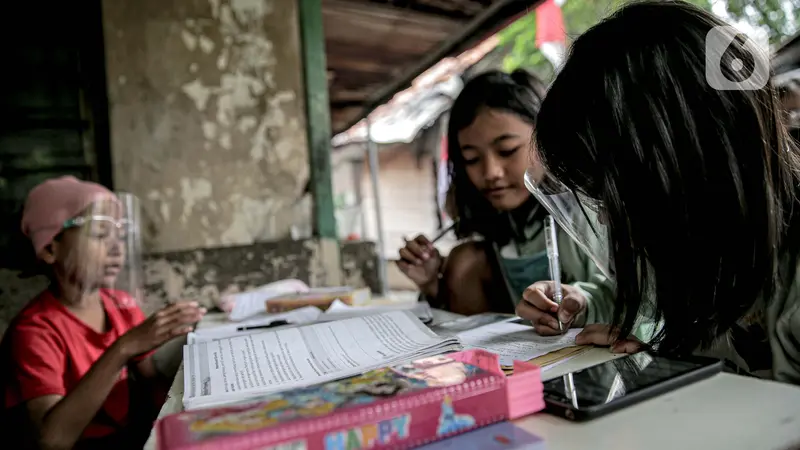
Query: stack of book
160,309,586,449
182,311,461,410
160,349,546,450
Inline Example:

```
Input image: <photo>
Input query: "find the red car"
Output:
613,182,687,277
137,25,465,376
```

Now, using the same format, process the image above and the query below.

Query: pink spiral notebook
156,350,544,450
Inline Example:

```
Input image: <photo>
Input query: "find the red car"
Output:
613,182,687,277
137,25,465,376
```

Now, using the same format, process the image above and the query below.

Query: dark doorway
0,1,112,268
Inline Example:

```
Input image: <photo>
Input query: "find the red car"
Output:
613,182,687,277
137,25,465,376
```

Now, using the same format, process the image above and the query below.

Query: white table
144,312,800,450
519,348,800,450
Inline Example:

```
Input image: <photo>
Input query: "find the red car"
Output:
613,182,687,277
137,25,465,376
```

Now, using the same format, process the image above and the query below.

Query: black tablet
542,352,724,421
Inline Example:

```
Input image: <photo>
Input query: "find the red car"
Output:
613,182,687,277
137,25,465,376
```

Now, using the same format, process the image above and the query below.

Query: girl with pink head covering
2,176,206,449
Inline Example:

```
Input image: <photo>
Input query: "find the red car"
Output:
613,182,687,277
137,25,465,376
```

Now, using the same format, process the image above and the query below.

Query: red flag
437,135,450,221
535,0,566,48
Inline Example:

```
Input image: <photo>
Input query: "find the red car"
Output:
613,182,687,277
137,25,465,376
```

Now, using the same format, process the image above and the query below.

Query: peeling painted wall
0,238,380,334
102,0,309,253
142,239,316,312
0,0,385,338
0,240,378,334
141,239,376,313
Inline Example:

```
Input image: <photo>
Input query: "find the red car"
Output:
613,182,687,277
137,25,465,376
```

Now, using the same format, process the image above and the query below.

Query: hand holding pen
396,221,458,296
515,216,590,335
517,281,588,336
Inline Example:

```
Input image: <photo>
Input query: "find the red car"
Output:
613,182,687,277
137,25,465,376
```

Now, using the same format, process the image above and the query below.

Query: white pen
544,215,564,332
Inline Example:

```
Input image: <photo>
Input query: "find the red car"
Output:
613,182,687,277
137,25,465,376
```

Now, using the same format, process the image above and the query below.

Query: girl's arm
556,225,617,325
439,242,494,315
419,255,446,302
24,342,132,450
13,302,203,449
135,355,159,379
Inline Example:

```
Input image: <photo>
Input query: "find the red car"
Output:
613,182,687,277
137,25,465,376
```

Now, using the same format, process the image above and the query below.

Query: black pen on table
236,319,291,332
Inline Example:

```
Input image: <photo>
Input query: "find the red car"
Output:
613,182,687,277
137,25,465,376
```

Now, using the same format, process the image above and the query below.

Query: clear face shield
523,167,614,281
57,192,144,308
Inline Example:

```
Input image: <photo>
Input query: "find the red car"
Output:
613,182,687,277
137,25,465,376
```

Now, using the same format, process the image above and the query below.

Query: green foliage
725,0,800,46
498,0,795,81
499,0,657,81
498,13,552,79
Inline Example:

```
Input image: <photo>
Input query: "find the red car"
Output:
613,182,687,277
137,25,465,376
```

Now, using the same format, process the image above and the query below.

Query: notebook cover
157,350,543,450
415,422,545,450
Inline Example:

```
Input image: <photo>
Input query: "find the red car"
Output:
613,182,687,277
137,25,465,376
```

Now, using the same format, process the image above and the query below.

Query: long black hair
447,69,547,243
535,0,800,355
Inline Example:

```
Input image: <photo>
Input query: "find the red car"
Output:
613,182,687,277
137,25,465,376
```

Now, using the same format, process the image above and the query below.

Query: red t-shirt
3,289,151,439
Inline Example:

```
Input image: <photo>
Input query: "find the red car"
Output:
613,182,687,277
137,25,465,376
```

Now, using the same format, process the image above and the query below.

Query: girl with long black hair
519,0,800,383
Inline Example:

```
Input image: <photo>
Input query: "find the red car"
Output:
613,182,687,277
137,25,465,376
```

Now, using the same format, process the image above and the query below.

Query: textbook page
183,311,460,409
430,313,519,338
319,299,433,323
458,322,582,367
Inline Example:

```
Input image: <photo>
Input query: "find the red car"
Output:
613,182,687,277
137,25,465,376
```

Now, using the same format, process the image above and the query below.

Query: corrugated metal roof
332,35,499,147
325,0,540,133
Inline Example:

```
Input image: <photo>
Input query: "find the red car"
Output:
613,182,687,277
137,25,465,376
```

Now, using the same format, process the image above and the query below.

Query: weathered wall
141,239,376,313
0,239,378,334
0,0,387,336
103,0,310,253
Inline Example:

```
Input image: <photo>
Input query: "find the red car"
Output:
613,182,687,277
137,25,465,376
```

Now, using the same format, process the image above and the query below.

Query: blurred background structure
0,0,797,332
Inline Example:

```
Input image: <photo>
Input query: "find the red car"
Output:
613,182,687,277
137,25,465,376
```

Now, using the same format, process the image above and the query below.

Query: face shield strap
64,215,132,229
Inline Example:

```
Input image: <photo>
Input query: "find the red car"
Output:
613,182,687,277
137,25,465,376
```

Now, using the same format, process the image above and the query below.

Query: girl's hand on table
575,324,645,354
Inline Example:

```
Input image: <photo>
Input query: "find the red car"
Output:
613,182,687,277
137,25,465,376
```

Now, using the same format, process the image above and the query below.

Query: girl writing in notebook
1,176,206,449
519,1,800,383
398,70,615,323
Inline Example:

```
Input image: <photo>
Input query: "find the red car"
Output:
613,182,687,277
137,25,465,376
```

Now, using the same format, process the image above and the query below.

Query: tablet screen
542,353,715,408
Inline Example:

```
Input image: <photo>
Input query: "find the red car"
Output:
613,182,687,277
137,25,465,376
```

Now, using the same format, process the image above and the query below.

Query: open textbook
187,300,434,344
431,314,584,367
182,311,461,410
458,322,583,367
182,311,582,410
